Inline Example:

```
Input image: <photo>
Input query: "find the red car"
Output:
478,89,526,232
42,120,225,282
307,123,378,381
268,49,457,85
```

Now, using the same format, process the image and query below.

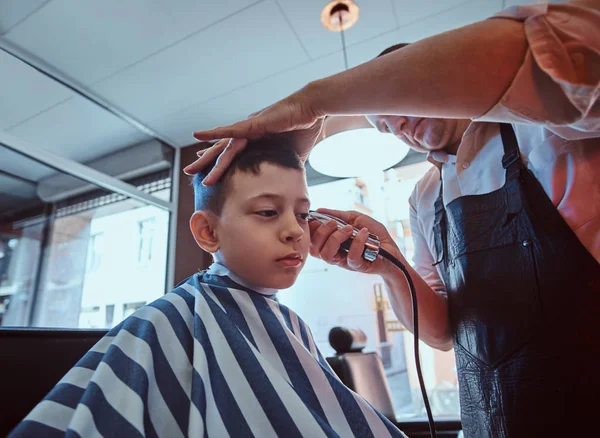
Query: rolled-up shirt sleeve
409,190,447,295
476,0,600,135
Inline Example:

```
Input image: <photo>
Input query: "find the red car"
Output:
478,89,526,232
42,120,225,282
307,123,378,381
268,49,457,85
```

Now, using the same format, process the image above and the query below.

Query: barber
186,1,600,436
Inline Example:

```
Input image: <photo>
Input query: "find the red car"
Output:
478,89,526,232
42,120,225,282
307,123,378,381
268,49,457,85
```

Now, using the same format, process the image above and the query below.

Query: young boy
10,139,406,437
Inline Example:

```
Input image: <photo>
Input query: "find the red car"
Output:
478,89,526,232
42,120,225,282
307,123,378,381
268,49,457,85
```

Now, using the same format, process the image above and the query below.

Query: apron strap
432,193,446,266
500,123,525,217
432,169,446,266
500,123,523,181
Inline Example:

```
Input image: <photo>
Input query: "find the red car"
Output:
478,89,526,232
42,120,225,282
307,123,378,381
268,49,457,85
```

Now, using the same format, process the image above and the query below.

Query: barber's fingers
317,225,354,263
184,138,229,175
308,220,322,244
309,220,339,257
204,138,247,185
346,228,371,271
184,138,248,185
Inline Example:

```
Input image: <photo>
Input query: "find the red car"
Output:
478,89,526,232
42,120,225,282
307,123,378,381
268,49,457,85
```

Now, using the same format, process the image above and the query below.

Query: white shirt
206,261,279,296
410,1,600,294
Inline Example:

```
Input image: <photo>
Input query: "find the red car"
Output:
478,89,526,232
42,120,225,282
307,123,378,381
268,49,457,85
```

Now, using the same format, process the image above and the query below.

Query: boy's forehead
227,162,308,202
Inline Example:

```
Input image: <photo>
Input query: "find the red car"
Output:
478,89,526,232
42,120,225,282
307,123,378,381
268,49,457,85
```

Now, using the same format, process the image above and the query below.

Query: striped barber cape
9,270,406,438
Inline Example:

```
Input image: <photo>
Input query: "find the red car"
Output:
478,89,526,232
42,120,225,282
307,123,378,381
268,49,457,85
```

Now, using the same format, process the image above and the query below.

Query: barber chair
0,328,108,436
326,326,463,437
325,326,397,423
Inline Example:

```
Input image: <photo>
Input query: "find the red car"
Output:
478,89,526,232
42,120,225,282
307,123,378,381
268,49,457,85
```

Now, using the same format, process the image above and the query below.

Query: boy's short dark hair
192,137,304,214
377,43,409,58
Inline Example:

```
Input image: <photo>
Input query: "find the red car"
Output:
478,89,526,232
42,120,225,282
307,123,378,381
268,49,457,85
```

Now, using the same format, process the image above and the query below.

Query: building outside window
86,232,104,273
75,192,170,329
123,301,146,319
137,218,156,264
105,304,115,328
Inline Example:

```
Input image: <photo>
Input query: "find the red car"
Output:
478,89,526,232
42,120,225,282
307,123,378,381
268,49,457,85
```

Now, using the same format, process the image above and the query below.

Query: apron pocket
448,240,542,368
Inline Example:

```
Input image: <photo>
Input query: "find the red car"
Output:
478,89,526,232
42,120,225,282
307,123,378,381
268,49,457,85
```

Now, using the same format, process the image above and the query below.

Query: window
71,199,169,329
279,161,460,421
78,306,101,328
0,142,172,329
86,232,104,272
137,218,156,264
354,181,368,207
0,238,19,287
123,301,146,319
0,295,10,326
105,304,115,328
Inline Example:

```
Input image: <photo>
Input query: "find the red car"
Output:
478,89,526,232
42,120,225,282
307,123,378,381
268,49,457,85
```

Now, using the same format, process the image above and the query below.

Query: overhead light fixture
309,1,409,178
309,115,409,178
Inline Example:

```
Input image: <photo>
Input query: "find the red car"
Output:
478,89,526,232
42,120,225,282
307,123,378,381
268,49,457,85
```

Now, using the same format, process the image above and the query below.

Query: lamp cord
338,12,349,70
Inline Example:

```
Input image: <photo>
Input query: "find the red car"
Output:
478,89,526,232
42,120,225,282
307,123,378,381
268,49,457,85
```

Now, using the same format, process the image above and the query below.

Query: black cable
378,247,437,438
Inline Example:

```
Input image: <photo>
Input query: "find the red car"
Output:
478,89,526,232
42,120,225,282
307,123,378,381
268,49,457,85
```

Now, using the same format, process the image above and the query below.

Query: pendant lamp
308,1,409,178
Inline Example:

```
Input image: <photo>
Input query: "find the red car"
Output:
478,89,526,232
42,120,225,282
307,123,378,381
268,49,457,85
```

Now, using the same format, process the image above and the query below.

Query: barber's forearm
307,18,527,120
381,263,453,351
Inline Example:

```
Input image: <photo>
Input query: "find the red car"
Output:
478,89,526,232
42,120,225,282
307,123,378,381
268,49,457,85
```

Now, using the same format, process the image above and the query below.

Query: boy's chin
259,270,302,290
271,278,297,290
260,274,298,290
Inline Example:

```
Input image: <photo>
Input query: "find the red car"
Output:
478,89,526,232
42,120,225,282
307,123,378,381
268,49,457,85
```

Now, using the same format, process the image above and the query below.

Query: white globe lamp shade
309,116,409,178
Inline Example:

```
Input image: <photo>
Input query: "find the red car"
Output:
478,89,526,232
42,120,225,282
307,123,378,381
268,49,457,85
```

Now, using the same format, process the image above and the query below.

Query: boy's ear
190,211,219,253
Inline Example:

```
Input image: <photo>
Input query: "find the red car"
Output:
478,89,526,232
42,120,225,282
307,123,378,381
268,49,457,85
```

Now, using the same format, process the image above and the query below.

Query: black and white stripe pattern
9,272,406,437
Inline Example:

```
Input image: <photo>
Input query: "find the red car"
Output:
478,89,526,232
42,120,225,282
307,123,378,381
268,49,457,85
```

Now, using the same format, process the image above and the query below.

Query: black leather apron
432,124,600,437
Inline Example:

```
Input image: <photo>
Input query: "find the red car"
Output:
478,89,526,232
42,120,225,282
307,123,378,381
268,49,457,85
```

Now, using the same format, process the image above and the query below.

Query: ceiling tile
5,0,256,85
0,50,73,130
0,0,48,34
151,0,259,37
92,0,310,125
7,96,149,163
277,0,398,59
149,52,343,146
5,0,177,85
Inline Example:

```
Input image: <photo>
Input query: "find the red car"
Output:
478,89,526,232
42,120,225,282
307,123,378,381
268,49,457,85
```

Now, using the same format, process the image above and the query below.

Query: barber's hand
185,88,324,184
310,208,405,276
183,137,247,181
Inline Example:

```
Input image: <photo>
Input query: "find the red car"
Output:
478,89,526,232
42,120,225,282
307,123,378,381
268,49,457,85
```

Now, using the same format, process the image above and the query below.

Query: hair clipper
307,211,380,262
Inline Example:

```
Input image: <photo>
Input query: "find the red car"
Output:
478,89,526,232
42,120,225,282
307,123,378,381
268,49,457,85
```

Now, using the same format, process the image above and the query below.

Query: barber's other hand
193,86,322,147
186,87,324,184
309,208,405,277
183,137,247,182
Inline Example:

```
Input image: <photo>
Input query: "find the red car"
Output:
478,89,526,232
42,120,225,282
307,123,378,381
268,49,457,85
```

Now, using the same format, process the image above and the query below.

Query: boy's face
214,163,310,289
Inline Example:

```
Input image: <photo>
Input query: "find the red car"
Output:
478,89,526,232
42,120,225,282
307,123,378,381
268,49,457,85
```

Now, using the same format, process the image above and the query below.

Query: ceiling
0,0,547,210
0,0,543,152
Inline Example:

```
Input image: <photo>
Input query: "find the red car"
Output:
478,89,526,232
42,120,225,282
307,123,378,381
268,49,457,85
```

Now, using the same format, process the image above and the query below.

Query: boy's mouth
276,253,303,267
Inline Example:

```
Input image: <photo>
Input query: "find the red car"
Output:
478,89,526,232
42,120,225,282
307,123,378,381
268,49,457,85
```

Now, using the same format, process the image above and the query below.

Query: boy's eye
256,210,277,218
297,213,309,221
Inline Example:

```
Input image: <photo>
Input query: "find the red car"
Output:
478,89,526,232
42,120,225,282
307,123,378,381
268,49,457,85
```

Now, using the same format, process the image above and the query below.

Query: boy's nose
280,218,304,243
